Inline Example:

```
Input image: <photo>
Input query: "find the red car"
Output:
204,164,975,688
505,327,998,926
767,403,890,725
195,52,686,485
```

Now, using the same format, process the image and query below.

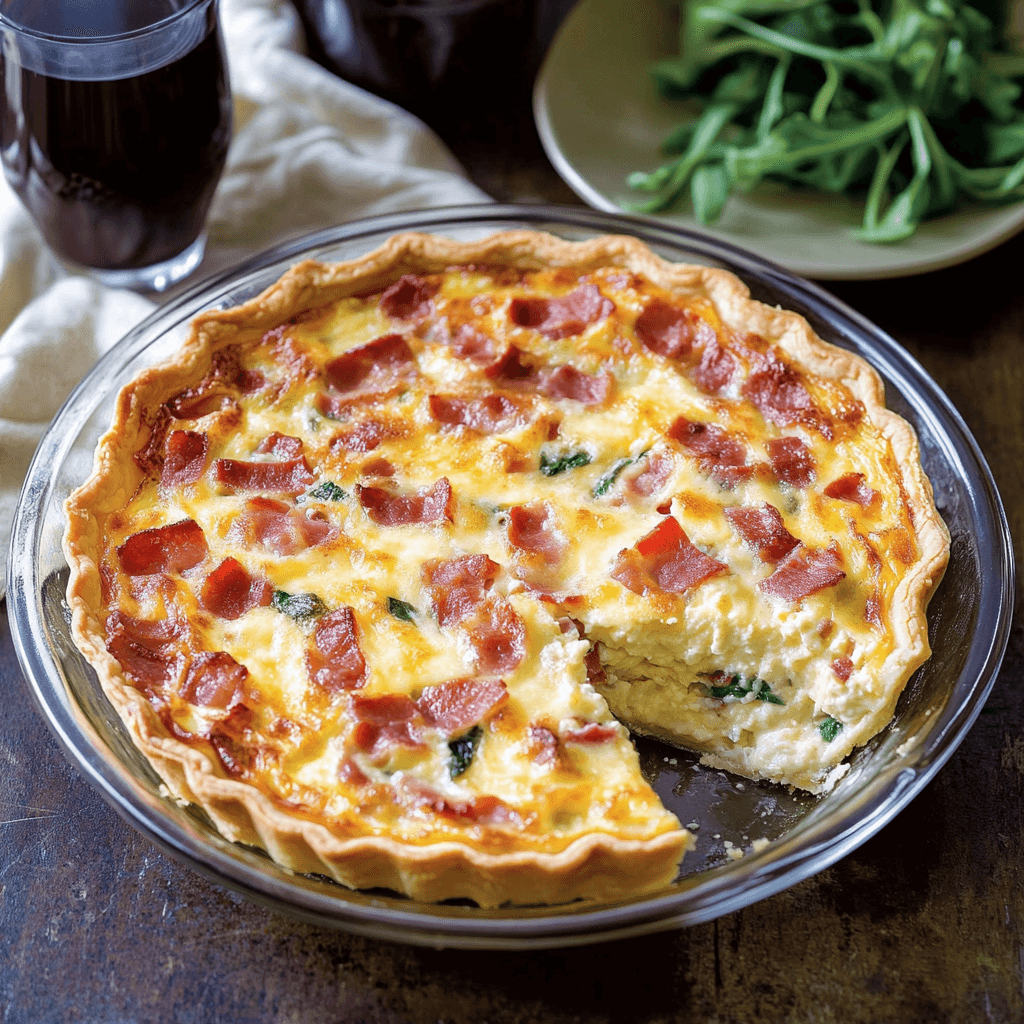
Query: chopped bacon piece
724,503,800,564
691,336,737,394
351,693,424,757
464,599,527,674
181,651,249,711
507,502,564,561
509,284,613,339
450,323,498,362
324,333,416,394
423,554,501,627
214,457,315,495
230,497,336,556
200,558,272,620
611,516,728,596
527,725,561,766
330,419,390,453
768,436,816,487
759,543,846,602
484,344,536,382
634,297,694,359
362,456,394,477
167,389,235,421
308,607,367,691
667,416,752,487
831,656,854,682
541,364,613,405
622,450,674,498
428,393,530,434
105,611,185,688
255,432,304,459
743,355,830,438
358,477,452,526
161,430,209,488
824,472,878,508
118,519,208,576
379,274,437,320
563,722,618,743
584,644,607,685
398,777,517,825
417,678,508,734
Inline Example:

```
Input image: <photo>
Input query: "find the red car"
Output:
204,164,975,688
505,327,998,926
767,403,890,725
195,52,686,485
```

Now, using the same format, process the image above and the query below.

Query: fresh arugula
448,726,483,778
387,597,417,622
540,449,592,476
706,672,785,705
307,480,346,502
272,590,328,620
629,0,1024,241
819,715,844,742
593,457,632,497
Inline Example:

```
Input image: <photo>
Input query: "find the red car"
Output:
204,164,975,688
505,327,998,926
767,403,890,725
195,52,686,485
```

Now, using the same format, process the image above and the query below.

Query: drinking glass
0,0,232,292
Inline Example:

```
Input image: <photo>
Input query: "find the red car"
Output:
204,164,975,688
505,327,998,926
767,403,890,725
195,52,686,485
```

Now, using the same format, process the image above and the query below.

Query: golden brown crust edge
63,229,948,903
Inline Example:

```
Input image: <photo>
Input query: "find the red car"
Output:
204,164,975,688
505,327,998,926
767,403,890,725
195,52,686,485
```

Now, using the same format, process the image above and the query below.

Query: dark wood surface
3,7,1024,1021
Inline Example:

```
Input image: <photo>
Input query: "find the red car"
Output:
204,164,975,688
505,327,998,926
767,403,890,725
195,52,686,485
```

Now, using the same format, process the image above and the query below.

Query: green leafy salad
629,0,1024,241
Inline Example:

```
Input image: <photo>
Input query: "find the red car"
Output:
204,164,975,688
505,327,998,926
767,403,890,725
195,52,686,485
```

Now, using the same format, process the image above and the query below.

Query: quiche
63,231,949,906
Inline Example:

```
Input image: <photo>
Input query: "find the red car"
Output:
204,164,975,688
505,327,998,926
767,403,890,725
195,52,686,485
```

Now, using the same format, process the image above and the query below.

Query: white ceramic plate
534,0,1024,280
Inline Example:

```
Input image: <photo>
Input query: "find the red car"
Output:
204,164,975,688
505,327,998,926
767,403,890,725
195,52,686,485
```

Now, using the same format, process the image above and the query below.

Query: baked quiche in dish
63,231,949,906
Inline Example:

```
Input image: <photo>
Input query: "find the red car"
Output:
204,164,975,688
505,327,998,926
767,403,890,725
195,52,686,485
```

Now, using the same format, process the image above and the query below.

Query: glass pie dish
6,204,1013,950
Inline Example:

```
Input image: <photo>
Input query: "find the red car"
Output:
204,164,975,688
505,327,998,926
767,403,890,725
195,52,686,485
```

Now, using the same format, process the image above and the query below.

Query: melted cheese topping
95,261,935,861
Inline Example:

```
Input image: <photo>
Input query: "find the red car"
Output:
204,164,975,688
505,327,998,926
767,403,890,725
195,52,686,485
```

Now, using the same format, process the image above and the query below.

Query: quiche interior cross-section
64,231,949,907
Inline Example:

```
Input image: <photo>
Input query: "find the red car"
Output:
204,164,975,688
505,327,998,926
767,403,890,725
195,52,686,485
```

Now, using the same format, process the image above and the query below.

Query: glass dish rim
6,202,1014,949
0,0,211,45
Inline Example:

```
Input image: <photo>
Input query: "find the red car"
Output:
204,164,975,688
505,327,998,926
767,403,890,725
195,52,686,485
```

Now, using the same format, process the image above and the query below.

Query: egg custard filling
64,231,948,905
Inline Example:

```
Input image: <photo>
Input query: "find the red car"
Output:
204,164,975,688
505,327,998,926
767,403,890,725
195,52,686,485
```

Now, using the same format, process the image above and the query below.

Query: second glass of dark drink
0,0,232,292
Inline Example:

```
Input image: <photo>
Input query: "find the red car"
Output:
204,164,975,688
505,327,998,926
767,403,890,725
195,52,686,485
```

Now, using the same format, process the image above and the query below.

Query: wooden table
3,9,1024,1020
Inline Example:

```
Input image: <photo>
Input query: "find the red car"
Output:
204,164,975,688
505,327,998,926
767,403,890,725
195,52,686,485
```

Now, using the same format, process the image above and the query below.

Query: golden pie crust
63,230,949,906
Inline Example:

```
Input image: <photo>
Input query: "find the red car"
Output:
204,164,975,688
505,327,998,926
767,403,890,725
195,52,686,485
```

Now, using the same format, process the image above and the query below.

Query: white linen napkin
0,0,489,598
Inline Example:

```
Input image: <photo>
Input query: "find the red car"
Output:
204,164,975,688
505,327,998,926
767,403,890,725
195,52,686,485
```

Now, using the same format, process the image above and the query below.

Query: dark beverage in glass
0,0,232,291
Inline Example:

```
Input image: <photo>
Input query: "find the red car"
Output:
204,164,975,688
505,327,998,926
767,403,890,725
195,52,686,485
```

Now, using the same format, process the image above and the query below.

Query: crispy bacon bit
584,644,607,685
214,457,315,495
200,558,272,620
464,599,527,674
667,416,752,487
181,651,249,711
691,336,736,393
161,430,209,488
507,502,565,560
230,497,336,556
118,519,208,576
623,450,674,498
450,323,498,362
423,554,501,627
339,757,369,786
379,274,437,320
358,477,452,526
397,778,517,825
255,432,304,459
527,725,561,766
759,543,846,602
724,503,800,564
105,611,185,688
743,355,830,438
541,364,613,405
362,456,394,477
634,297,694,358
865,592,883,628
324,334,416,394
485,344,535,382
831,656,854,682
418,678,508,734
330,419,390,453
308,607,367,691
563,722,618,743
768,436,816,487
509,284,613,339
351,693,424,756
611,516,728,596
428,393,530,434
824,472,878,508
